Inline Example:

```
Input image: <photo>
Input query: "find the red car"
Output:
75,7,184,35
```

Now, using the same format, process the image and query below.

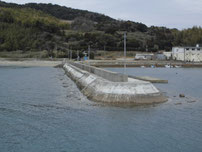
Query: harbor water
0,66,202,152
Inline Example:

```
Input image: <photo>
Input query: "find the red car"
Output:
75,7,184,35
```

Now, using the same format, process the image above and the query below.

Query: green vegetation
172,26,202,46
0,1,202,59
0,4,70,57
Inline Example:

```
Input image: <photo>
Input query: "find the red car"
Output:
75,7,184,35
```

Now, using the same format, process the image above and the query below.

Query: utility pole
88,45,90,60
69,50,70,60
104,45,106,59
88,45,91,66
88,45,91,72
70,48,72,60
124,32,127,75
77,50,79,61
68,46,71,60
67,49,69,60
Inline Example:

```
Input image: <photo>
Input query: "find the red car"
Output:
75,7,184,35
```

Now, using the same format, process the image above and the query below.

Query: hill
0,1,202,58
0,2,71,57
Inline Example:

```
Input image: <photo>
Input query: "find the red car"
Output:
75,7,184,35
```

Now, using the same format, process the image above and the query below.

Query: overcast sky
3,0,202,29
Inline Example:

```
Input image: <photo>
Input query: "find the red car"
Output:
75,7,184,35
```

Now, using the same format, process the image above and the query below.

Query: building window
192,48,195,50
186,48,189,50
197,48,200,51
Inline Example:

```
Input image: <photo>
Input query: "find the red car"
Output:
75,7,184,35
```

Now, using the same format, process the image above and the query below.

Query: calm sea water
0,66,202,152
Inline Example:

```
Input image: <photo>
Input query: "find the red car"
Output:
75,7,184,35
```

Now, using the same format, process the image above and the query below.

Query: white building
172,45,202,62
135,54,154,60
163,52,172,60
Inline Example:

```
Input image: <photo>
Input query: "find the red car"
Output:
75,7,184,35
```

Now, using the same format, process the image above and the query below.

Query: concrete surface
83,60,202,68
70,62,128,82
63,63,167,104
128,75,168,83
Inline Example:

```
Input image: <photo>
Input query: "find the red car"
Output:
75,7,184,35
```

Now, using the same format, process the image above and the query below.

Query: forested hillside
0,1,202,58
172,27,202,46
0,3,70,57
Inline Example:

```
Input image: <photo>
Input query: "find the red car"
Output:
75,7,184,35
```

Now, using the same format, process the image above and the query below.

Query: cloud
174,0,202,13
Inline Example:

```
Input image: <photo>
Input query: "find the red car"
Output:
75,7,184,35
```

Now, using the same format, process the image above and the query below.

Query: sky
3,0,202,29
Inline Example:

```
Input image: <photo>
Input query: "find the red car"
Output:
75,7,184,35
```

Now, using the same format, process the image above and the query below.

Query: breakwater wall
70,62,128,82
63,63,167,104
83,60,202,68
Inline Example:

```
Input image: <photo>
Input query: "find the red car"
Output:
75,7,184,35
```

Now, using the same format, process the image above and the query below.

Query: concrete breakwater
63,62,167,104
70,62,128,82
84,60,202,68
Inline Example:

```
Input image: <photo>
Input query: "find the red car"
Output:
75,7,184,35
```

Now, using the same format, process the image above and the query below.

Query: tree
71,17,95,32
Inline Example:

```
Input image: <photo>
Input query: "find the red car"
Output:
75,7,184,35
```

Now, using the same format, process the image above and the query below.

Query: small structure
155,53,166,60
163,52,172,60
135,54,154,60
172,45,202,62
83,52,88,61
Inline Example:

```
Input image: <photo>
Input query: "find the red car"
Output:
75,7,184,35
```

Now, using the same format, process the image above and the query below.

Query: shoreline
0,58,63,67
1,58,202,68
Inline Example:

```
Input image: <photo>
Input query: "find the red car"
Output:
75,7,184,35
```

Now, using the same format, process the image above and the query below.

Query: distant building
153,53,166,60
172,45,202,62
135,54,154,60
163,52,172,60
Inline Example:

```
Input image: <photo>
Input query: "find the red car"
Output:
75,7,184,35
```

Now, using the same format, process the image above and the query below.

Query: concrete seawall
83,60,202,68
70,62,128,82
63,63,167,104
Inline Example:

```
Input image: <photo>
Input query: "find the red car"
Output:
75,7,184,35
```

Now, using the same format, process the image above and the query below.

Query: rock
187,100,196,103
179,94,185,98
175,103,182,105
